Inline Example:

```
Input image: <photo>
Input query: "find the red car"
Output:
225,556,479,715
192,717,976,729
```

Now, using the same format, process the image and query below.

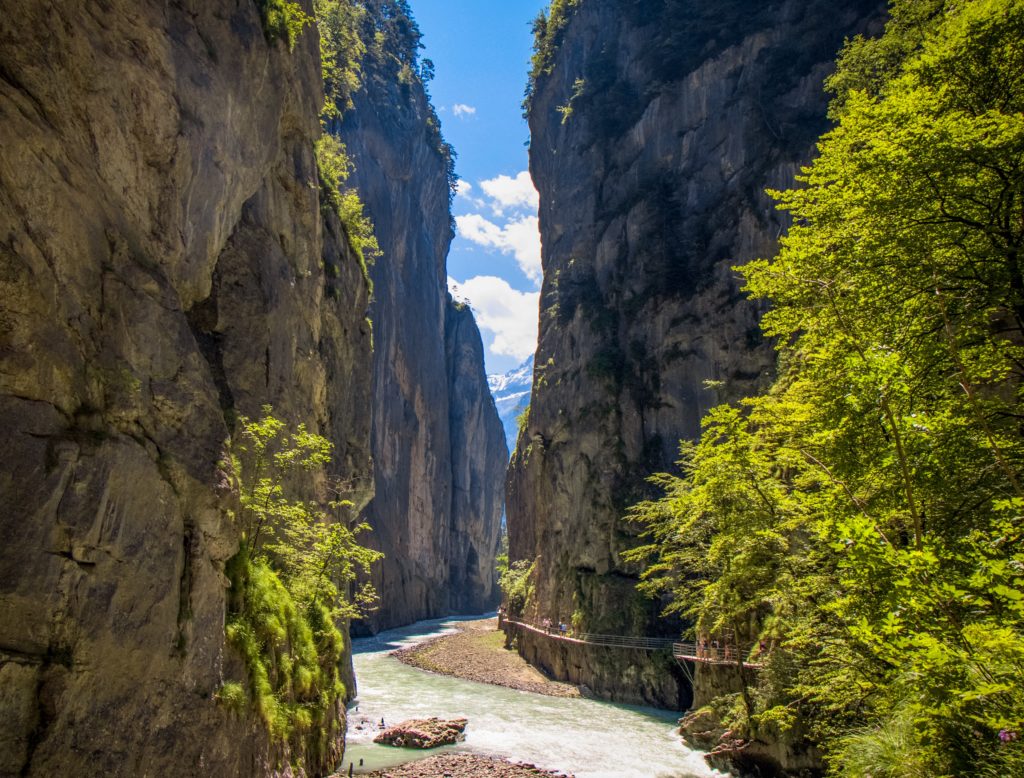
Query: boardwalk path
502,619,764,671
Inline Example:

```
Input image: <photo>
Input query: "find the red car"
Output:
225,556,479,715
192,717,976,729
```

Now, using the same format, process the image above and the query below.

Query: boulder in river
373,718,468,749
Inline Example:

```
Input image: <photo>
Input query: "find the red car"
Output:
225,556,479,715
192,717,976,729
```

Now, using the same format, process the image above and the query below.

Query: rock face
512,630,688,709
445,303,510,613
0,2,371,776
507,0,883,708
337,29,507,633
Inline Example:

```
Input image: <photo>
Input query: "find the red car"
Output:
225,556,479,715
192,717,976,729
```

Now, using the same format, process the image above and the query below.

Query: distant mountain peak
487,354,534,394
488,355,534,454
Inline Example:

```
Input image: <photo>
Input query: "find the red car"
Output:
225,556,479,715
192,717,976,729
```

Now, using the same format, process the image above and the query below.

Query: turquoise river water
342,616,723,778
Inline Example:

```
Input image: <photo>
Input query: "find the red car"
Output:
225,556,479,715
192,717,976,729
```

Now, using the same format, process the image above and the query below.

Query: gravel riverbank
361,753,571,777
392,618,581,698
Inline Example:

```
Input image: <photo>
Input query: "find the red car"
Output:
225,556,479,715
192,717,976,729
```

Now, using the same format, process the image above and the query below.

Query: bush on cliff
314,134,379,292
315,0,366,115
223,406,381,770
256,0,311,51
499,559,536,618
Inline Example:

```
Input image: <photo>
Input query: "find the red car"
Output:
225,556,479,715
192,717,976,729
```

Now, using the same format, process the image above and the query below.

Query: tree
630,1,1024,773
316,0,367,116
223,407,381,760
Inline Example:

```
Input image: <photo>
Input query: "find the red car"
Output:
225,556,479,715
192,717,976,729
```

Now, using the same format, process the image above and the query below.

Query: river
342,617,723,778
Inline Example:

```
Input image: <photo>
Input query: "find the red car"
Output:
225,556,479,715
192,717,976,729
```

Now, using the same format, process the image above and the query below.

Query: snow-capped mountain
488,355,533,455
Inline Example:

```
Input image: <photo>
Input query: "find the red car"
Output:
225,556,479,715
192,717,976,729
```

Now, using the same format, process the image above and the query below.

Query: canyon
2,0,987,776
334,5,507,635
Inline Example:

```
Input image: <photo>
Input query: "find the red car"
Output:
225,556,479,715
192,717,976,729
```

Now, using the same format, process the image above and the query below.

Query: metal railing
501,618,763,668
671,642,764,669
578,632,675,650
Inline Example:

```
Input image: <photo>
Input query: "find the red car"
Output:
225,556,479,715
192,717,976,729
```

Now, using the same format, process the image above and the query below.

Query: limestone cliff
0,2,371,775
507,0,882,708
336,8,506,632
445,301,509,613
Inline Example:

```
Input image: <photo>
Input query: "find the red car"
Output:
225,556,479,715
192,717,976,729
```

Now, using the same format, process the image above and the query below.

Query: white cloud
479,171,539,215
453,103,477,118
454,181,486,208
448,275,539,361
456,213,542,285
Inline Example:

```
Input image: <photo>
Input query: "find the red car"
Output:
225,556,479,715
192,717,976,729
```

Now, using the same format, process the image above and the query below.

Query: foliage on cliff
628,0,1024,774
312,0,381,292
314,134,380,291
316,0,367,115
354,0,458,203
526,0,581,111
256,0,312,50
224,408,381,766
499,559,537,618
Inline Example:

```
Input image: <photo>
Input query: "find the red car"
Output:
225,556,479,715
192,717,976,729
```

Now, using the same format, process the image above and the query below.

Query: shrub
314,135,379,292
224,407,382,768
256,0,311,51
499,559,536,617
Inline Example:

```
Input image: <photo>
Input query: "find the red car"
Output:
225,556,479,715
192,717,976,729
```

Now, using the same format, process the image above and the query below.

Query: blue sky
412,0,548,375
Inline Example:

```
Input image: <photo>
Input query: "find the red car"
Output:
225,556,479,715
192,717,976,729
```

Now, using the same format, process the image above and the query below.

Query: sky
411,0,548,375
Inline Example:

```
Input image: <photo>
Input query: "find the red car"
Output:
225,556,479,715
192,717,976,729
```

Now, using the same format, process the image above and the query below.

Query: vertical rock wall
0,2,372,775
445,301,509,614
507,0,882,707
335,8,507,633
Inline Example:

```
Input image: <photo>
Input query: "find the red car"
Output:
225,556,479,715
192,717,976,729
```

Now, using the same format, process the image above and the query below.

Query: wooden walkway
502,618,764,670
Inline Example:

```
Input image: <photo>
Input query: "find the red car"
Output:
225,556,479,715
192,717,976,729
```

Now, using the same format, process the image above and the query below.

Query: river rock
373,718,469,749
679,708,728,751
364,753,573,777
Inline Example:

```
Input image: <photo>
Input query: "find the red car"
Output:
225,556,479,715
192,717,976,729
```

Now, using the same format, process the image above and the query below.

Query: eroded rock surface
506,0,883,709
0,2,371,775
337,37,506,633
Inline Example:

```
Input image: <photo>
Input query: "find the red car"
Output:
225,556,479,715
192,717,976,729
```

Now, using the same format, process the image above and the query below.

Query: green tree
630,1,1024,773
316,0,367,116
223,407,381,766
499,559,536,618
256,0,312,51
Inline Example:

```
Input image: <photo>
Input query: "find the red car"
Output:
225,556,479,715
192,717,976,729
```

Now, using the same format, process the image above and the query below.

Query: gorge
2,0,1023,777
0,0,503,774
